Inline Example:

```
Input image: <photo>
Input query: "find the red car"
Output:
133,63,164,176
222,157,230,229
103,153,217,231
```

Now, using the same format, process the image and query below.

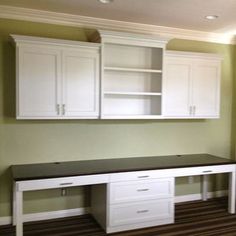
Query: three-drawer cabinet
91,174,174,233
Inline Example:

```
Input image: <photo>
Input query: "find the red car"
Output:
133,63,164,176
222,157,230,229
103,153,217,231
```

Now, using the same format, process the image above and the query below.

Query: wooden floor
1,198,236,236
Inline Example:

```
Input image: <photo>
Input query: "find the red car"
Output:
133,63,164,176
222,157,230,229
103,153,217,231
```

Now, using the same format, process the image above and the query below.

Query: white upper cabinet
163,51,222,118
62,49,99,118
12,35,100,119
163,57,191,117
12,32,222,120
91,30,169,119
17,45,61,118
192,59,221,117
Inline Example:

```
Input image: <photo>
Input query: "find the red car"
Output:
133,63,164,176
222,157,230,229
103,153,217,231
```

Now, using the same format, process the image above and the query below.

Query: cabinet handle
202,170,212,173
137,210,149,214
60,182,73,186
62,104,66,115
137,188,149,192
189,106,192,115
57,104,60,115
193,106,196,115
138,175,150,179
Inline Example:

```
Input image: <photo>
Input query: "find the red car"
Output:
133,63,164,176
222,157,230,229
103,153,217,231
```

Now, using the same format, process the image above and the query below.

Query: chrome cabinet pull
137,188,149,192
56,104,60,115
189,106,192,115
62,104,66,115
60,182,73,186
193,105,196,115
202,170,212,173
137,210,149,214
138,175,149,179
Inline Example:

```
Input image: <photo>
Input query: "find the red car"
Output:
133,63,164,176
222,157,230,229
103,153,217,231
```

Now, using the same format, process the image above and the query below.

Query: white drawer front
109,199,174,227
110,170,161,182
109,178,174,204
172,165,236,177
17,174,110,191
110,164,236,182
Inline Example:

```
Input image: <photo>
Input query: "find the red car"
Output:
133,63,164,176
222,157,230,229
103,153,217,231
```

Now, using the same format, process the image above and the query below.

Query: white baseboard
0,190,227,226
23,207,90,222
0,207,90,226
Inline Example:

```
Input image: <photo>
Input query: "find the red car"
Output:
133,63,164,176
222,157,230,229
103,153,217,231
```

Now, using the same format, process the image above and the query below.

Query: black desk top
11,154,236,181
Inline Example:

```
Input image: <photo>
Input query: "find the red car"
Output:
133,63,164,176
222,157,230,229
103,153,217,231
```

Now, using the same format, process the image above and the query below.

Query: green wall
0,18,235,218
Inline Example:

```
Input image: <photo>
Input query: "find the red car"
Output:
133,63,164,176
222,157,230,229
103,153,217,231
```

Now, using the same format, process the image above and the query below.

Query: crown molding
0,5,235,45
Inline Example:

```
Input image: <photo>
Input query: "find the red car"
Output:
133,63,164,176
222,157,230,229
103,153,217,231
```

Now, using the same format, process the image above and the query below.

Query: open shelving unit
92,30,169,119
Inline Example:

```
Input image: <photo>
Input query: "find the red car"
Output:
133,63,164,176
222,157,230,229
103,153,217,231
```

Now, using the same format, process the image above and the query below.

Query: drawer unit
109,198,174,227
109,178,174,204
107,177,174,231
91,176,175,233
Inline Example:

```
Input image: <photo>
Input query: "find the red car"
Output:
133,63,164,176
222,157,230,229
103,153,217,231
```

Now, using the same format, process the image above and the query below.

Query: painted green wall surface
0,18,235,218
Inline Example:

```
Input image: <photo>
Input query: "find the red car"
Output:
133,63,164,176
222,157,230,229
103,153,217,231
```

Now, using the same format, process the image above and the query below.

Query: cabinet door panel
192,60,220,117
163,58,191,117
63,50,99,117
18,46,61,118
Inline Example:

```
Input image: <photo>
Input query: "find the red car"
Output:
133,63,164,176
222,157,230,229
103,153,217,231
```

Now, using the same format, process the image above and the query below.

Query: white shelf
101,115,163,119
104,91,162,96
104,67,162,73
100,32,166,119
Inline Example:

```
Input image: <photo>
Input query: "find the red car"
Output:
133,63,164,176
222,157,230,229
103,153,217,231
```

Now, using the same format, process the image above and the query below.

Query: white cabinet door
192,59,220,118
163,57,192,117
62,50,99,118
17,46,61,118
13,34,100,119
163,51,221,119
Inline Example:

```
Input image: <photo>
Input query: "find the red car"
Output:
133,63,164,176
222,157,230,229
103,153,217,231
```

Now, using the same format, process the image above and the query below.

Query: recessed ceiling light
98,0,114,3
205,15,219,20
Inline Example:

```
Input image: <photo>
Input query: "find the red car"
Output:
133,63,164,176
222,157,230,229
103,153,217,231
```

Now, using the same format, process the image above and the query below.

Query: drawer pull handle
138,175,150,179
202,170,212,173
60,183,73,186
137,210,149,214
137,188,149,192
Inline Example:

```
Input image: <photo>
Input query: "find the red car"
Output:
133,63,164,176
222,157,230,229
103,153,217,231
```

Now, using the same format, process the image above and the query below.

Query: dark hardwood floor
1,198,236,236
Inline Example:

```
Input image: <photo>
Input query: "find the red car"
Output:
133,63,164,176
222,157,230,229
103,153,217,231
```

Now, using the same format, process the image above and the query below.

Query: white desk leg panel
228,171,235,214
13,182,16,226
201,175,208,201
15,190,23,236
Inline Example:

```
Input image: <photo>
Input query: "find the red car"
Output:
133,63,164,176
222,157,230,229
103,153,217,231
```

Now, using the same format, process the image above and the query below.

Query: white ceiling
0,0,236,34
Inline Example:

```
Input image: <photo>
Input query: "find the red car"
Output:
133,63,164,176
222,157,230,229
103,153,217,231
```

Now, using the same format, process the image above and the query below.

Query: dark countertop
11,154,236,181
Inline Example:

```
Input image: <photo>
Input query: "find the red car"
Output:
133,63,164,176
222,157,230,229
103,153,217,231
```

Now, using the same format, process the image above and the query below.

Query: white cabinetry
91,176,174,233
92,30,169,119
62,49,99,117
12,35,100,119
17,45,61,118
12,33,222,120
163,51,222,118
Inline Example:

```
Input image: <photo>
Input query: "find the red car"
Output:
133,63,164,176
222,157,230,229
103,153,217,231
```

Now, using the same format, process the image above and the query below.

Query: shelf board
104,66,162,73
104,91,162,96
101,115,163,119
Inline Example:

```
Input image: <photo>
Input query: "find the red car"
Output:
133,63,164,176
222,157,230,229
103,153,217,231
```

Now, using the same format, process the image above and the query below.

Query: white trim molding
0,190,227,226
0,5,235,45
0,207,90,226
